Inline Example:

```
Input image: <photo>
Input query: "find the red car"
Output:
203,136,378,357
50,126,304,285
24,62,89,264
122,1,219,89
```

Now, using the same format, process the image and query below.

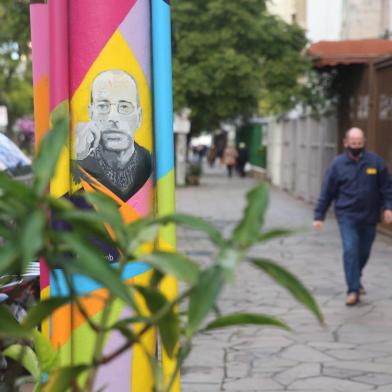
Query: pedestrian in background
223,143,238,178
313,127,392,306
236,142,249,177
207,145,217,167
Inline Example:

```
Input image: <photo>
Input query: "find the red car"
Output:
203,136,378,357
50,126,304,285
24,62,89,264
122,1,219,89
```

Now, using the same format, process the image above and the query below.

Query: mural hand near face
75,121,103,160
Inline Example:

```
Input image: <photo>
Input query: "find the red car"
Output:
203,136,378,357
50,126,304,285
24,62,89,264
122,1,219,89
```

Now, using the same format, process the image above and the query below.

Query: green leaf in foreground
33,330,59,373
55,232,135,309
33,117,69,195
85,192,126,246
20,209,45,270
187,266,225,336
259,228,298,242
3,344,40,382
0,170,34,200
205,313,290,331
23,297,70,329
154,213,225,246
0,306,30,337
217,247,241,280
143,251,200,285
42,365,88,392
0,243,19,276
251,258,323,322
232,183,269,249
126,224,159,254
134,285,179,358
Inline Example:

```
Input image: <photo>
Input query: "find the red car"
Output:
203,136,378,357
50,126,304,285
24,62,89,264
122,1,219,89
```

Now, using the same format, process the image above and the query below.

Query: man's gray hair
90,69,141,106
345,127,365,139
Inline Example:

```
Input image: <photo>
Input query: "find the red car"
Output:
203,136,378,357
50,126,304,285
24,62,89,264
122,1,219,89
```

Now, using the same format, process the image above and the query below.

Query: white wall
341,0,388,39
307,0,343,42
266,119,283,188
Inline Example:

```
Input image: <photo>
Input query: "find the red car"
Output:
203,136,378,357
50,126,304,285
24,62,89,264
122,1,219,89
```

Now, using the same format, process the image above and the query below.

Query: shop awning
307,39,392,67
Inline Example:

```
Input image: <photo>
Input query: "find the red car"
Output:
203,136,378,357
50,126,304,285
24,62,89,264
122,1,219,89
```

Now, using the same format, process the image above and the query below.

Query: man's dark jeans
338,221,377,294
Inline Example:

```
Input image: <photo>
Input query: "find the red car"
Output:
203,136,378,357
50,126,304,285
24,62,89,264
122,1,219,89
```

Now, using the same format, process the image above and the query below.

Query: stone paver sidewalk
177,165,392,392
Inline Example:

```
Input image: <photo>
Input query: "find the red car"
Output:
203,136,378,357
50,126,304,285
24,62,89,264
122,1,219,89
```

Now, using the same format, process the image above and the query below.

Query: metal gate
266,112,338,204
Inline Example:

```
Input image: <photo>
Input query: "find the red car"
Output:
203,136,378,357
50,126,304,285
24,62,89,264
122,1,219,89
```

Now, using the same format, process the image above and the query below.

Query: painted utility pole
30,0,178,390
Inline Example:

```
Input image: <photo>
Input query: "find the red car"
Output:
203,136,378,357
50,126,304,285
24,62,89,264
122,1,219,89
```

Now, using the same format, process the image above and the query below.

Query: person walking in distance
237,142,249,177
223,143,238,178
313,127,392,306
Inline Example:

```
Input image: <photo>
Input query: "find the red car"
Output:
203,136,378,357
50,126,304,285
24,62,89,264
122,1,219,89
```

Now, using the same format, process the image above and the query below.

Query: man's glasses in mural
93,100,136,116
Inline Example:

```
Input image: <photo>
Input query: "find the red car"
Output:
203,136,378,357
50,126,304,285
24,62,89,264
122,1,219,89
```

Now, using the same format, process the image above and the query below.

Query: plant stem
164,338,191,392
94,288,191,368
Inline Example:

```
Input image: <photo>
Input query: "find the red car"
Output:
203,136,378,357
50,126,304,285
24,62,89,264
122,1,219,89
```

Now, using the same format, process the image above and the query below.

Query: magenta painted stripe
30,4,49,87
69,0,137,97
49,0,69,110
39,257,50,291
119,0,152,86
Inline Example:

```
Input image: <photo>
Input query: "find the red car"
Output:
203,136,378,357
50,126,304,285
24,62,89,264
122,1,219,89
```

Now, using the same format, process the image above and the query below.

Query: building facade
269,0,392,42
267,0,307,29
307,0,343,42
341,0,391,39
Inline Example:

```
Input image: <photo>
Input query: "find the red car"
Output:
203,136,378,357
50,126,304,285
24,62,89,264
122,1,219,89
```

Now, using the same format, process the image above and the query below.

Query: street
178,165,392,392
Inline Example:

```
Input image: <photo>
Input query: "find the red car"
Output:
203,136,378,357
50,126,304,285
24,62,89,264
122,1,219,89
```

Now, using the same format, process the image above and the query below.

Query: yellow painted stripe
40,286,50,338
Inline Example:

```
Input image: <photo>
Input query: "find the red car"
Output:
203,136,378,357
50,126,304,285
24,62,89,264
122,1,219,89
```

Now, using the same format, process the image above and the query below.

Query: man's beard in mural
73,140,152,202
82,141,152,200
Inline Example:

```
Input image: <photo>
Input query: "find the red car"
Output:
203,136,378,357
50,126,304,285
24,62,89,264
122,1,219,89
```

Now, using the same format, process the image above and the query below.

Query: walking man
313,127,392,306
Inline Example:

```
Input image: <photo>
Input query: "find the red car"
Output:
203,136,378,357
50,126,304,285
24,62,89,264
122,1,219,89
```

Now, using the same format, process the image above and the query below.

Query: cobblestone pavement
177,165,392,392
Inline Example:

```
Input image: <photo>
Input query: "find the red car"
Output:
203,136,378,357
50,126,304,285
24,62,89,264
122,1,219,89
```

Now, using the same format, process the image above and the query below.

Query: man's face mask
347,146,364,157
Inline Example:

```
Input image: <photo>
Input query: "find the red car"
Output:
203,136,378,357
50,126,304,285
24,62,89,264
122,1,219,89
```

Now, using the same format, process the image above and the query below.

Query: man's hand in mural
75,121,102,160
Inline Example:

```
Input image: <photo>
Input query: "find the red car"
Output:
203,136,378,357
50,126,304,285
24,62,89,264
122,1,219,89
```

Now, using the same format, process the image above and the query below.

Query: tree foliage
172,0,311,133
0,0,33,134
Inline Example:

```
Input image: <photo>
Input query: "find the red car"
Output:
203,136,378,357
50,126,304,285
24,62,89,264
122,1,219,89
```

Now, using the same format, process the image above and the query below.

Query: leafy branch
0,118,323,392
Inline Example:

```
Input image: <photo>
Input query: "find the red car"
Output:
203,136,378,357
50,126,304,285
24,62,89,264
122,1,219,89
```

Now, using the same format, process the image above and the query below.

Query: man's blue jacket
314,150,392,224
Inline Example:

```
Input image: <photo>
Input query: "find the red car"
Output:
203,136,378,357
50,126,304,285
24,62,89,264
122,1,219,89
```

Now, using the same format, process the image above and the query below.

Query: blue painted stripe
50,262,151,297
152,0,174,180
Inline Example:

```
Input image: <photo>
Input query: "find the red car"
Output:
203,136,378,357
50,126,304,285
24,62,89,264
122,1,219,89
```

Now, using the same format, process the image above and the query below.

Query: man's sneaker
346,293,359,306
359,286,367,295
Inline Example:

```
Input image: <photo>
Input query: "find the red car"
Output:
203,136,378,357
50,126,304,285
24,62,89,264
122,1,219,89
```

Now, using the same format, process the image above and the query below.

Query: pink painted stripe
39,257,50,290
94,306,133,391
30,4,49,87
69,0,137,97
119,0,152,86
127,177,153,216
49,0,69,110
